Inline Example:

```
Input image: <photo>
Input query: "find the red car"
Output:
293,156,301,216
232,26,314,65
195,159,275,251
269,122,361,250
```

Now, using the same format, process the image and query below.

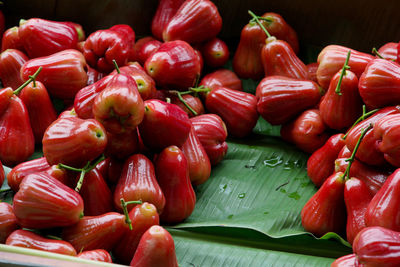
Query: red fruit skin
13,172,84,229
256,75,321,125
132,36,156,61
86,65,104,85
261,37,308,79
301,172,346,237
77,249,112,263
1,27,25,52
93,73,144,134
6,230,77,256
359,59,400,109
42,164,70,187
155,146,196,224
201,37,229,68
0,49,28,89
105,129,139,159
190,114,228,165
7,157,50,192
63,22,85,42
137,40,162,66
206,87,258,138
145,40,201,90
151,0,185,40
62,212,127,252
182,126,211,185
0,160,3,187
374,114,400,167
113,203,160,265
345,106,400,166
138,99,191,151
83,29,129,73
319,69,363,130
307,133,345,187
162,0,222,44
0,203,18,243
345,178,373,245
109,24,135,62
19,81,58,144
18,18,78,58
199,69,242,91
317,45,374,89
20,49,88,99
377,42,398,61
353,226,400,267
130,226,178,267
114,154,166,213
42,117,107,167
281,109,329,154
0,93,35,166
331,254,363,267
365,169,400,231
306,62,319,83
170,94,204,118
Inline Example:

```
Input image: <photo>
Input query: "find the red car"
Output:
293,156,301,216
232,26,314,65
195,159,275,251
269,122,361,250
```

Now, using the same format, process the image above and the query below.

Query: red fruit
199,69,242,91
0,160,3,187
18,18,78,58
105,129,139,160
20,49,88,99
63,22,85,42
256,75,321,125
306,62,319,82
138,99,191,151
62,212,127,252
77,249,112,263
13,172,84,229
201,37,229,68
281,109,329,154
114,154,165,213
145,40,201,90
130,225,178,267
136,39,162,66
155,146,196,224
113,203,160,265
331,254,361,267
317,45,374,89
0,49,28,89
0,202,18,243
132,36,157,60
151,0,185,40
42,117,107,167
374,114,400,167
307,133,345,187
377,42,398,61
170,93,204,118
109,24,135,62
301,172,346,237
6,230,77,256
205,86,258,138
162,0,222,44
86,65,104,85
1,27,24,52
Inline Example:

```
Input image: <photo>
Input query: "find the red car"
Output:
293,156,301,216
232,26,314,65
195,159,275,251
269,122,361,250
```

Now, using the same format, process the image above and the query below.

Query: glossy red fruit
86,65,104,85
77,249,112,263
353,226,400,267
281,109,329,154
136,39,162,66
301,172,346,237
359,59,400,109
42,117,107,167
1,27,24,52
62,212,127,252
138,99,191,151
109,24,135,62
114,154,165,213
13,172,84,229
199,69,242,91
0,49,28,89
200,37,229,68
145,40,201,90
306,62,319,82
132,36,157,60
256,75,321,125
331,254,362,267
206,86,258,138
18,18,78,58
317,45,374,89
377,42,398,61
151,0,185,40
20,49,88,99
307,133,345,187
170,93,204,118
374,114,400,167
0,160,3,187
6,230,77,256
130,225,178,267
93,72,144,134
0,203,18,243
162,0,222,44
114,203,160,265
155,146,196,224
63,21,85,42
105,129,139,160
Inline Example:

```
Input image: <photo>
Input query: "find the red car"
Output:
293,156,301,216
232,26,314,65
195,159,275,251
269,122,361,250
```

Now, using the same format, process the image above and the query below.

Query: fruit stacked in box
1,0,400,266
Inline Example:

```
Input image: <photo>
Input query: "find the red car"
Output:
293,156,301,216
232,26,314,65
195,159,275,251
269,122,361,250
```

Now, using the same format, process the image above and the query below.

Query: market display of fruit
1,0,400,266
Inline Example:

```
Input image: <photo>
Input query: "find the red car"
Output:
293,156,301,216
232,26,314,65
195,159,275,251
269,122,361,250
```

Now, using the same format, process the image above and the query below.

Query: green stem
342,106,379,140
169,90,198,116
45,235,62,240
166,97,171,104
335,50,351,95
120,198,133,230
248,10,272,38
14,67,42,95
112,59,120,74
124,200,143,205
371,47,385,59
57,163,82,172
189,85,211,94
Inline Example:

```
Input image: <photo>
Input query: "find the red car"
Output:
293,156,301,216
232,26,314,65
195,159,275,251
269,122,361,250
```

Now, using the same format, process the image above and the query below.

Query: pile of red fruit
1,0,400,266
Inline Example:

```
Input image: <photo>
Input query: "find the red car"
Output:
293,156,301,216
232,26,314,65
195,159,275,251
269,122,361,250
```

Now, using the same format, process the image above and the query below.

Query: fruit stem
169,90,198,116
248,10,272,38
371,47,385,59
189,85,211,94
335,50,351,95
342,105,379,140
121,198,132,230
112,59,120,74
14,67,42,95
